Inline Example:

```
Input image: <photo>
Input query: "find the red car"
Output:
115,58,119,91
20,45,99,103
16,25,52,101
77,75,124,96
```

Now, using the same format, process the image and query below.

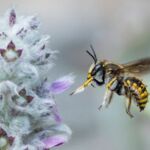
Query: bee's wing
121,57,150,75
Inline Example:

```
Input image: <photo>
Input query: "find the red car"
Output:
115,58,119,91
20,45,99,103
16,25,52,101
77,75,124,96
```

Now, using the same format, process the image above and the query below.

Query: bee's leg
125,96,134,118
106,91,113,108
98,90,113,110
98,77,117,110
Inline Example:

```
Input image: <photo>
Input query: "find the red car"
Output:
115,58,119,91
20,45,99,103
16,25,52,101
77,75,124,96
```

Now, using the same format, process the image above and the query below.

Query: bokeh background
1,0,150,150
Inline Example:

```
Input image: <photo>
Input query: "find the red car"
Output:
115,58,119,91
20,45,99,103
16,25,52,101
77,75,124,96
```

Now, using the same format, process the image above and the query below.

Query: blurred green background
1,0,150,150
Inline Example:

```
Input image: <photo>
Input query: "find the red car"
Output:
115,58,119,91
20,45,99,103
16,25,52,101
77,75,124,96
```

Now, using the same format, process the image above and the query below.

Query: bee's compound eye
91,64,101,76
95,64,101,70
94,71,104,84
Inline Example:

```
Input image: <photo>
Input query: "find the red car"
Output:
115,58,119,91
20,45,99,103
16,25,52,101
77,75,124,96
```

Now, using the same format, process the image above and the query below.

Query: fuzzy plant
0,9,74,150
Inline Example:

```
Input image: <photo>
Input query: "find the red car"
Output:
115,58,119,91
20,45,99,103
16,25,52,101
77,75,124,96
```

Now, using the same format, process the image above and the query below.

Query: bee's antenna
86,50,97,64
90,44,97,63
86,45,98,64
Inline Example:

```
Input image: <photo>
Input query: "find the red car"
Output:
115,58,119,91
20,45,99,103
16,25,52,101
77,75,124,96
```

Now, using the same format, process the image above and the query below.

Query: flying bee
71,45,150,118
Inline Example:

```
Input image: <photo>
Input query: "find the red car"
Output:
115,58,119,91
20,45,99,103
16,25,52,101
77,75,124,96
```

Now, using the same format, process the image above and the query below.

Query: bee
71,45,150,118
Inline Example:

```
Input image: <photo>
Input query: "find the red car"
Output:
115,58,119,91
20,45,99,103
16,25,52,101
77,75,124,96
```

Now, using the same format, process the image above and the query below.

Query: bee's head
87,62,104,85
71,45,104,95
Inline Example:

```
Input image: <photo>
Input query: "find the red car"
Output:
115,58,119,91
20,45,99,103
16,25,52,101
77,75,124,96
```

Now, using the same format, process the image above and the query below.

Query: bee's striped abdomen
124,77,148,111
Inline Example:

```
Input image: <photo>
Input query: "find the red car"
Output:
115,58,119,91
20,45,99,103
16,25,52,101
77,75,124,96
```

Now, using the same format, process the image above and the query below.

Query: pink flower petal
48,75,74,94
7,41,15,49
0,49,6,57
17,49,23,57
42,135,68,149
8,136,15,145
26,95,34,103
9,9,16,27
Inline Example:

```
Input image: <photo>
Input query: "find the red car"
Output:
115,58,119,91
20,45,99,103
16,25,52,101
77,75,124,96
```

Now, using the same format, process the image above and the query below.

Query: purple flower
0,9,74,150
48,75,74,94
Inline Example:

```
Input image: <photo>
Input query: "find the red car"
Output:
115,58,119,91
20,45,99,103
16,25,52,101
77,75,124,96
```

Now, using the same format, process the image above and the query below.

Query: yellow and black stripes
106,76,149,111
124,77,148,111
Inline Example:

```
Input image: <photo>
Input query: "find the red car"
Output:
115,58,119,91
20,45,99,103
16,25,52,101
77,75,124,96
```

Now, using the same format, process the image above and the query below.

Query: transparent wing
122,57,150,75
